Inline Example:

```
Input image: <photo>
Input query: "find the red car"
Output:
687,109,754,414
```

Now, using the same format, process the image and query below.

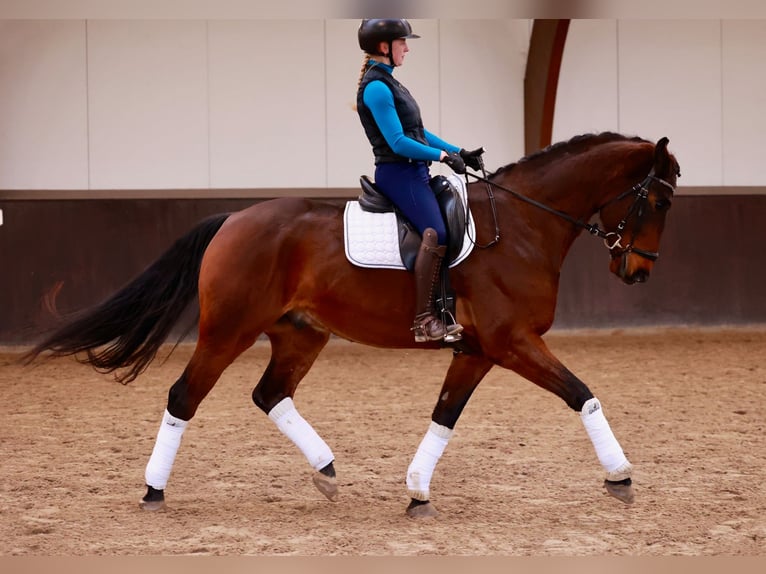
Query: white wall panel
439,19,528,172
618,20,722,186
722,20,766,186
325,19,370,187
0,20,88,189
208,20,325,188
87,20,209,189
3,18,766,191
553,19,619,143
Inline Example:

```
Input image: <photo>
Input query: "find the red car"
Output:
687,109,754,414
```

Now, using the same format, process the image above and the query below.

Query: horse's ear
653,137,670,175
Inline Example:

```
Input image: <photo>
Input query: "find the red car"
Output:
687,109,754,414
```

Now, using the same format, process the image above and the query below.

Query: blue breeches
374,162,447,245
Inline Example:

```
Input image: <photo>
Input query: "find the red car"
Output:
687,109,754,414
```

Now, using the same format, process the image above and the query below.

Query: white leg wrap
145,409,188,489
580,397,632,480
406,421,454,501
268,398,334,471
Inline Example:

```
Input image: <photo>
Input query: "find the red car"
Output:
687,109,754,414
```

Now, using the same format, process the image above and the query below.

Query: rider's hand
460,147,485,171
440,151,466,174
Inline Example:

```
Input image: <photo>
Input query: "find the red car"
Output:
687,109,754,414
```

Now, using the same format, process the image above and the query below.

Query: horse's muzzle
622,268,650,285
612,251,652,285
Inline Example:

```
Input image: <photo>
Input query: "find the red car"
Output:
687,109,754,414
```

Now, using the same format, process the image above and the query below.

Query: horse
24,132,681,518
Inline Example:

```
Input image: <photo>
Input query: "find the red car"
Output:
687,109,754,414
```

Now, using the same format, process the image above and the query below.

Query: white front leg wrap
580,397,632,481
406,421,454,501
268,398,334,471
145,410,188,489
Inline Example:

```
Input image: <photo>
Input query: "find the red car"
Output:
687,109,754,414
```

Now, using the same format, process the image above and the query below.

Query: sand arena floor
1,328,764,555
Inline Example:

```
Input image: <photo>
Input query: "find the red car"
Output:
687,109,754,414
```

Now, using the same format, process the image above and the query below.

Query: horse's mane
489,132,650,178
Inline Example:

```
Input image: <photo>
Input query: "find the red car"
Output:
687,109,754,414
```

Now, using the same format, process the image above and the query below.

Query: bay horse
24,132,680,518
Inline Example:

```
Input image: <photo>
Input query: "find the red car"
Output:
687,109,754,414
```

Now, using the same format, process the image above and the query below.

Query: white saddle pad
343,174,475,270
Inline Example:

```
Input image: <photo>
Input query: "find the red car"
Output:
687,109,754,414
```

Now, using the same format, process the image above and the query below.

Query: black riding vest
356,64,429,164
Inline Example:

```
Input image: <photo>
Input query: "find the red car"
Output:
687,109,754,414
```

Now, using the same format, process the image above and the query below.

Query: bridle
464,162,676,262
592,168,676,262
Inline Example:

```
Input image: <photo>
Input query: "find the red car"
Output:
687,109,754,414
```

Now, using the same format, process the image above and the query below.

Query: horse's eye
655,198,672,212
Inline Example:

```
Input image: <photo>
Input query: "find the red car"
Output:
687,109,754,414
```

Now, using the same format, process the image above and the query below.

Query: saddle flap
397,221,421,272
431,175,467,263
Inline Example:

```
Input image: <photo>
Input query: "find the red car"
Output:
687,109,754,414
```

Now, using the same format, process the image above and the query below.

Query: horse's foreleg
140,337,253,511
499,334,634,503
252,319,336,500
579,397,634,502
405,352,494,518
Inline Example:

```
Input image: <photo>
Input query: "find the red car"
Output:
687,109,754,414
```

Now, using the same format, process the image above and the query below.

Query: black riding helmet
358,19,420,66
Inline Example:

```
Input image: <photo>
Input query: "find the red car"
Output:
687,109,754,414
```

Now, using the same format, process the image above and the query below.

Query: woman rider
355,18,484,343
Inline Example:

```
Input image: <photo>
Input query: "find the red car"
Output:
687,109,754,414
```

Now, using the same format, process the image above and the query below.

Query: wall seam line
324,20,329,188
85,19,91,190
720,19,725,186
206,20,212,189
615,19,621,133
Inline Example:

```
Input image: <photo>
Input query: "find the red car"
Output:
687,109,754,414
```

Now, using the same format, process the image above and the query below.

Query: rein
464,168,676,262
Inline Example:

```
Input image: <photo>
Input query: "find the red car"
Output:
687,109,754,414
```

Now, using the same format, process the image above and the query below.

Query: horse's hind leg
140,334,256,511
252,316,336,500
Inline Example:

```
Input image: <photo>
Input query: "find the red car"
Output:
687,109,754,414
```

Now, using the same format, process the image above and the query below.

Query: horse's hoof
406,499,439,519
312,471,338,501
139,498,166,511
139,485,166,511
604,479,635,504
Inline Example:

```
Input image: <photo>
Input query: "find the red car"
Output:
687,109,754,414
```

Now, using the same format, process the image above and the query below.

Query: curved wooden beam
524,19,570,154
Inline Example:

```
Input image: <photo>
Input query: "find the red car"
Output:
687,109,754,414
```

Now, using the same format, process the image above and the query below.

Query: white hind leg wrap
580,397,632,480
145,409,188,489
268,398,334,471
406,421,454,501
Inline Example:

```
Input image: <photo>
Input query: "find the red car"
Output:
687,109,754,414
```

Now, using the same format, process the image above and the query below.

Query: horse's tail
22,213,231,383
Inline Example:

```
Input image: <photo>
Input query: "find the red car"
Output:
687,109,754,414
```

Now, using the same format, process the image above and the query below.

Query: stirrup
443,329,463,344
441,309,463,343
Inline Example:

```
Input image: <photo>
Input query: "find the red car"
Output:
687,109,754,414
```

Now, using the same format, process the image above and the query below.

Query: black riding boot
411,228,463,343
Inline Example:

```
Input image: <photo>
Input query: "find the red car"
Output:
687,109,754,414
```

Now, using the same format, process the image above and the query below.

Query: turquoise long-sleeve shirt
361,63,460,162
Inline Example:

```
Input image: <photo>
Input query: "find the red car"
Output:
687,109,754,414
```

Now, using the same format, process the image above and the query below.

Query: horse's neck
507,147,650,223
486,149,650,260
493,167,599,231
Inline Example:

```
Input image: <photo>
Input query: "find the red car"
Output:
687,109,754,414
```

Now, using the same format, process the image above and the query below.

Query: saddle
357,174,467,271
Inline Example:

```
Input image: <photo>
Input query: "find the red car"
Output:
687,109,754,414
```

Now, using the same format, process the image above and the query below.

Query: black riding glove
441,151,466,174
460,147,485,171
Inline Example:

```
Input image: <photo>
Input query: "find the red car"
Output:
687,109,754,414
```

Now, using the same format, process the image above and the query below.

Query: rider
356,18,484,343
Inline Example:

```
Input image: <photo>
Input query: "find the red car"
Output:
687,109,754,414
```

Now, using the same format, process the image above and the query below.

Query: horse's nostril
633,270,649,283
